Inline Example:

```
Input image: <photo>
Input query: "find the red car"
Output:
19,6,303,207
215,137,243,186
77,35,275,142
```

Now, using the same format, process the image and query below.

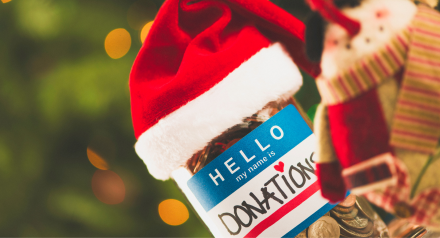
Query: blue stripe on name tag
187,105,313,212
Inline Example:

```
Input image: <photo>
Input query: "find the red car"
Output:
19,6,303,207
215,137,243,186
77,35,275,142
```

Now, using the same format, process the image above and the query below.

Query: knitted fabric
390,5,440,154
316,29,409,105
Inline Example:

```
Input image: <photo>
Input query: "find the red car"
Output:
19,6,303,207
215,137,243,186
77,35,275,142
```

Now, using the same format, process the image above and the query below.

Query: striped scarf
316,4,440,154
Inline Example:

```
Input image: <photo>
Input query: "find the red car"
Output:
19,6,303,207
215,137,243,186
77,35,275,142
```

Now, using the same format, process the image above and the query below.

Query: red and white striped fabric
364,159,440,227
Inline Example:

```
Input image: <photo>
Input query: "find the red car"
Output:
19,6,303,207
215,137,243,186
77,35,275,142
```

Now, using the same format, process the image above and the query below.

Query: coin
393,201,414,218
341,216,369,229
408,227,425,238
295,229,307,238
413,227,427,238
356,196,375,220
349,220,373,234
334,205,354,214
374,217,390,238
372,229,380,238
308,216,340,238
397,226,427,238
331,207,358,220
339,222,374,237
396,225,418,238
388,218,411,237
338,194,356,208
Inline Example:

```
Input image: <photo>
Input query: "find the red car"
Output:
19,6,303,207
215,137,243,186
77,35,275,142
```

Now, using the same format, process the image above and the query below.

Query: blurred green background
0,0,319,236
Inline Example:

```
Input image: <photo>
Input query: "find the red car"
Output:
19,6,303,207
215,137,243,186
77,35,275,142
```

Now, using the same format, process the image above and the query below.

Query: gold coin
331,207,358,220
338,194,356,208
339,222,374,237
341,216,369,229
356,196,375,220
334,205,354,214
393,202,414,218
308,216,340,238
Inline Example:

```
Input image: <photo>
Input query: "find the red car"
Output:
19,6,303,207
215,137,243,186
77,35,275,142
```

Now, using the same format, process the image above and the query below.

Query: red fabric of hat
130,0,320,180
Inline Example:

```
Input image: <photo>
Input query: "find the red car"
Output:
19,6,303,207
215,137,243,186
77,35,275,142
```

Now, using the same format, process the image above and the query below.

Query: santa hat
130,0,320,180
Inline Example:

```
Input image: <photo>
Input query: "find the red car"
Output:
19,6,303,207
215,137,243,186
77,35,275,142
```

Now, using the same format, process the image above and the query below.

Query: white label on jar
185,105,336,237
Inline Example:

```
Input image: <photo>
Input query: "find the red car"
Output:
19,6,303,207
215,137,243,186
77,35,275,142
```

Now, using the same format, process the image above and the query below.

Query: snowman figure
305,0,440,229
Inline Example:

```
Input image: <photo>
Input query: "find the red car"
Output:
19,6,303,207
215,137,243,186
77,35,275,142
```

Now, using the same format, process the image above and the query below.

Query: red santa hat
130,0,320,180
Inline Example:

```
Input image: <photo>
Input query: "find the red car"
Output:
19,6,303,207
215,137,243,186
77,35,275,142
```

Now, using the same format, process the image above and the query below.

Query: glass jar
171,96,390,238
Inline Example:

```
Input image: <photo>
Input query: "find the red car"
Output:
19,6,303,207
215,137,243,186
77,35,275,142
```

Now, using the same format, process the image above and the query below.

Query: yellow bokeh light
104,28,131,59
87,147,109,170
158,199,189,226
1,0,12,3
140,21,154,44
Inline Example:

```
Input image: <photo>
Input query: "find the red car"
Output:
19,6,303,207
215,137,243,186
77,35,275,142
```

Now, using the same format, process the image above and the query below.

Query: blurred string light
87,147,109,170
127,0,157,30
92,170,126,205
158,199,189,226
140,21,154,43
104,28,131,59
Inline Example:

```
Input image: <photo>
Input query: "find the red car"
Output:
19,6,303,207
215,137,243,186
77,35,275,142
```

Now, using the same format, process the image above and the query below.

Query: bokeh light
140,21,154,43
104,28,131,59
127,0,157,30
158,199,189,226
92,170,125,205
87,147,109,170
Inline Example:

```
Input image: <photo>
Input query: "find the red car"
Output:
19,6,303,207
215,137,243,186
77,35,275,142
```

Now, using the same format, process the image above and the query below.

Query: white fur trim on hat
135,43,303,180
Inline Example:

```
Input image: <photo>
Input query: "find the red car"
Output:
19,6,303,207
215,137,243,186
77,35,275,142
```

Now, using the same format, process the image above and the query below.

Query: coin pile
186,118,262,174
186,97,304,175
330,195,378,237
186,101,312,176
297,195,391,238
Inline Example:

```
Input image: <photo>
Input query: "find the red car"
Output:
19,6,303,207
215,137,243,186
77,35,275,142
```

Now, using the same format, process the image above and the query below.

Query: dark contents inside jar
186,97,305,175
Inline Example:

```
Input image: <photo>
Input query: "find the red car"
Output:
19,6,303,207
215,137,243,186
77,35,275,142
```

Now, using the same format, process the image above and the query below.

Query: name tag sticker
187,105,335,237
